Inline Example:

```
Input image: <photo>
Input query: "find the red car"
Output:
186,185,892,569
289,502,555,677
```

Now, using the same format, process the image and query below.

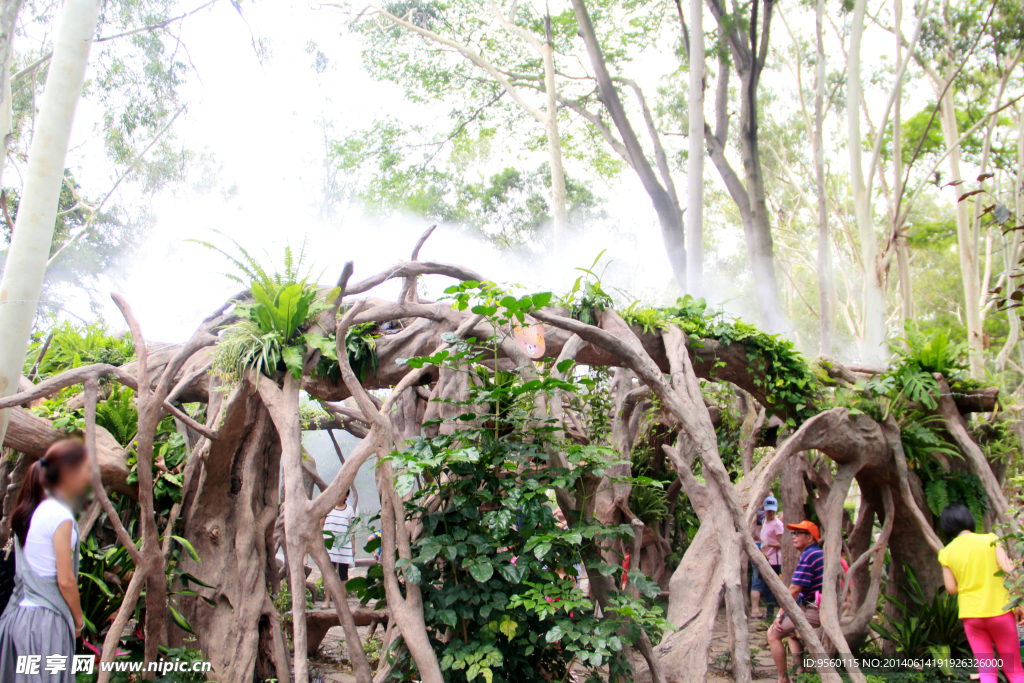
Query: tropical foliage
24,321,135,379
353,287,668,683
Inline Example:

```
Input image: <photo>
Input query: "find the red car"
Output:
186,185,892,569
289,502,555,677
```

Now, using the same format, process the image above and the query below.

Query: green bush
871,565,969,660
26,320,135,379
352,282,669,683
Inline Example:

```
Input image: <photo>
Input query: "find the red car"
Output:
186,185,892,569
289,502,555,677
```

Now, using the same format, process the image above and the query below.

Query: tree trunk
738,65,784,333
659,518,725,682
542,27,568,260
813,0,832,355
847,0,886,362
569,0,687,290
941,95,983,377
703,0,784,331
934,77,981,378
0,0,23,189
892,0,912,332
686,0,704,297
0,0,100,446
178,385,287,683
997,111,1024,370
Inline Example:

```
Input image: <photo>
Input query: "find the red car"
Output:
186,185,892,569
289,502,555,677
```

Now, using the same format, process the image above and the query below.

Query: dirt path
706,609,783,683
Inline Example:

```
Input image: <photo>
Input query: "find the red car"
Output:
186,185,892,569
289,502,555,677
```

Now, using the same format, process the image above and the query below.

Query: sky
54,0,939,352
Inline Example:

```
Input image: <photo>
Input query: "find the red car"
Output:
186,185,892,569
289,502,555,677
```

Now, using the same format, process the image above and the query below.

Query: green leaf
404,564,422,585
497,561,523,584
395,473,417,496
499,616,518,640
168,605,195,634
171,536,201,563
275,283,306,340
419,538,443,562
545,625,564,643
179,573,215,589
469,561,494,583
532,292,553,308
79,571,115,598
282,345,304,378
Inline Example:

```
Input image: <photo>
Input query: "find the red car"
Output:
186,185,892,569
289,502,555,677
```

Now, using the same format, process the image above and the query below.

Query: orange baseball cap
786,521,820,542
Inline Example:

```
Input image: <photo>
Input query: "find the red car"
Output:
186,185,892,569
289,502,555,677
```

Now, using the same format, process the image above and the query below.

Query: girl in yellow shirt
938,504,1023,683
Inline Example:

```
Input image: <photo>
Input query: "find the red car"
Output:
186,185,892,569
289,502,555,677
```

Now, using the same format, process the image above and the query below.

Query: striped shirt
324,506,356,566
792,543,824,602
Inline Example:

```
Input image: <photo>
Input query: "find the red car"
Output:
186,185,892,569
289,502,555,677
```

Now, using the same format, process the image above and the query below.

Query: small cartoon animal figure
512,323,546,358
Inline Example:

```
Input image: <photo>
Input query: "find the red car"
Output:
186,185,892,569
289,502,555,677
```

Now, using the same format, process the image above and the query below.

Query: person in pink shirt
753,495,785,621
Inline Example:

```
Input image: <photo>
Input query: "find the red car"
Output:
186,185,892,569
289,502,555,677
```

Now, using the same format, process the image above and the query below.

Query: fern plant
25,321,135,378
201,234,340,381
190,229,315,301
629,485,669,526
899,413,960,468
916,462,988,532
560,251,614,325
871,564,969,659
94,386,139,447
302,324,380,384
619,302,670,335
865,326,969,418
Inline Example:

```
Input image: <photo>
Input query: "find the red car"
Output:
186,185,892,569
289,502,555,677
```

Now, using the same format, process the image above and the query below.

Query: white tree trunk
0,0,23,189
814,0,831,354
542,37,568,261
685,0,704,297
936,80,983,377
0,0,101,445
998,111,1024,370
847,0,886,362
892,0,913,333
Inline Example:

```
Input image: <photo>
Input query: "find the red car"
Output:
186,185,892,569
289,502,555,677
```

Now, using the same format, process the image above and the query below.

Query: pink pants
962,612,1024,683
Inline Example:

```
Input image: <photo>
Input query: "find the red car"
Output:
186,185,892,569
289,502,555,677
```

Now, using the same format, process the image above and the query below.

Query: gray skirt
0,605,75,683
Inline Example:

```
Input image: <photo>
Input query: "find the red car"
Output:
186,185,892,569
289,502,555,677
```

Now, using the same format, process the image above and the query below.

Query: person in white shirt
321,489,356,609
0,440,92,682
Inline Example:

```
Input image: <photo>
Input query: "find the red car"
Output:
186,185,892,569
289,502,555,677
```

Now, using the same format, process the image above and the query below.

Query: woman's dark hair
11,439,88,546
940,504,977,538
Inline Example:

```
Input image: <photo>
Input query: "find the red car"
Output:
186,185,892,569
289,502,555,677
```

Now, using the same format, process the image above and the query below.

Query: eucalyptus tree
845,0,931,361
330,0,695,290
561,0,689,291
2,0,219,314
328,116,604,253
908,0,1024,377
331,0,572,259
0,0,219,567
686,0,704,298
0,0,102,464
698,0,786,332
0,0,22,189
813,0,831,354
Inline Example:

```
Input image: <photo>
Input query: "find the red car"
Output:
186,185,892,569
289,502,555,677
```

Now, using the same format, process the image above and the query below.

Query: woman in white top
0,440,91,682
